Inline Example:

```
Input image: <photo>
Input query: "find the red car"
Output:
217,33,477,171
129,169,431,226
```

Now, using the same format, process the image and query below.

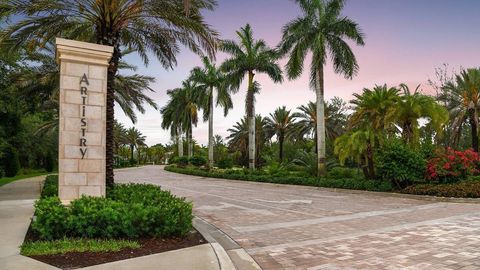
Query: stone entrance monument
56,38,113,203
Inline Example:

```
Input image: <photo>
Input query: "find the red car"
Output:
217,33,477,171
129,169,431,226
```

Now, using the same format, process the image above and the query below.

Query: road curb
193,217,262,270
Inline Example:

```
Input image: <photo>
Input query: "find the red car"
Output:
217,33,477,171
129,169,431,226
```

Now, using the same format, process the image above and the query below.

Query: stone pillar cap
56,38,113,66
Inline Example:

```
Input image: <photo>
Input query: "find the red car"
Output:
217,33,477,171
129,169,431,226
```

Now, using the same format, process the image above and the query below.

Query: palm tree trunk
279,134,284,162
247,71,256,170
366,140,376,179
178,127,184,157
315,66,327,177
130,145,134,161
105,49,120,188
469,109,479,152
188,123,193,158
208,88,214,168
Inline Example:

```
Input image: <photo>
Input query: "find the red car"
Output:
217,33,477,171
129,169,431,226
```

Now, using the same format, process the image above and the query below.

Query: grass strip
0,171,54,187
21,238,140,256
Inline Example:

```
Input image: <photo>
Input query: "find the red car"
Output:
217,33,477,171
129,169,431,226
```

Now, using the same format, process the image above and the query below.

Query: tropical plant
438,68,480,151
265,106,295,162
278,0,365,176
349,84,400,135
220,24,283,169
160,80,201,158
190,56,232,167
334,129,376,179
2,0,218,186
227,115,269,167
125,127,146,162
293,97,348,149
390,84,448,144
113,120,128,155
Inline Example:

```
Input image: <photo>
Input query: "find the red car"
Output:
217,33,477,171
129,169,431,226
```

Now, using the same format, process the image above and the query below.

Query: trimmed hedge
41,175,58,198
402,180,480,198
164,165,393,192
33,178,193,240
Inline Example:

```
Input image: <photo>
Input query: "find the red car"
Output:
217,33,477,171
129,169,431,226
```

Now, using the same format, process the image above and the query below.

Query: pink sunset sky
117,0,480,146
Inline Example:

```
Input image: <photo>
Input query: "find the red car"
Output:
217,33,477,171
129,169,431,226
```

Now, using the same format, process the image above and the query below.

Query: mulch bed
23,225,207,269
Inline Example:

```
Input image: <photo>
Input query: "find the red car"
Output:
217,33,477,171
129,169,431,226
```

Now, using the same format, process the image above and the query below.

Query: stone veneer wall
56,38,113,203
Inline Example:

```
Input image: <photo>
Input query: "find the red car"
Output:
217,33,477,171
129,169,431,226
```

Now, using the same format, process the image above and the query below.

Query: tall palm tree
161,89,183,157
125,127,146,162
220,24,283,170
265,106,295,162
160,80,201,158
190,56,232,167
439,68,480,151
391,84,448,144
2,0,218,186
227,115,269,167
278,0,365,176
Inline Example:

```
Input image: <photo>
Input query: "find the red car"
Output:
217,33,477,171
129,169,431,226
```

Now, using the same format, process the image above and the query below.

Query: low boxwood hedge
164,165,393,192
33,176,193,240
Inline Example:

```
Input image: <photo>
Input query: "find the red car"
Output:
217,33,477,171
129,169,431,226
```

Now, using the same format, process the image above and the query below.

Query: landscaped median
22,175,206,269
165,165,480,198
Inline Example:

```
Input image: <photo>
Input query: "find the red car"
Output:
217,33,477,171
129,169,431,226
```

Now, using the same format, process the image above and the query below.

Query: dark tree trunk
366,141,375,180
130,145,134,161
279,133,284,162
469,109,479,152
105,50,120,188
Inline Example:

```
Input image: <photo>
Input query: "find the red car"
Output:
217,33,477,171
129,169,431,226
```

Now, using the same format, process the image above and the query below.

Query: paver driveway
116,166,480,270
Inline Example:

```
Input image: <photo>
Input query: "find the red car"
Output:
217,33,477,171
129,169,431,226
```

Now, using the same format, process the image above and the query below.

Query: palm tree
278,0,365,176
190,56,232,167
439,68,480,151
125,127,146,162
265,106,295,162
227,115,269,167
349,84,400,135
392,84,448,144
2,0,218,186
293,97,348,150
160,80,201,158
334,129,375,179
113,120,128,155
220,24,283,169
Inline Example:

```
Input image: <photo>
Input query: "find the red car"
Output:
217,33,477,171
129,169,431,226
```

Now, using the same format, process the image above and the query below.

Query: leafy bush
403,180,480,198
216,158,234,169
32,197,71,240
129,158,137,166
41,175,58,198
426,148,480,183
327,167,362,180
189,156,207,167
177,156,189,167
168,156,179,165
1,144,20,177
376,140,426,188
32,183,193,240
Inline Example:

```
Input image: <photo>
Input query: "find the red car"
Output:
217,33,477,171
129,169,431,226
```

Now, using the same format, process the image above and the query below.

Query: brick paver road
116,166,480,270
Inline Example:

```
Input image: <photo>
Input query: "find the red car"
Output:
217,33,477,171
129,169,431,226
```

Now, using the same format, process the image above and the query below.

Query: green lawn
0,171,55,187
21,238,140,256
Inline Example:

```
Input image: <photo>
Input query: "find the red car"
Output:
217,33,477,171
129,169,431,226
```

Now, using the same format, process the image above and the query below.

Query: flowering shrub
426,148,480,183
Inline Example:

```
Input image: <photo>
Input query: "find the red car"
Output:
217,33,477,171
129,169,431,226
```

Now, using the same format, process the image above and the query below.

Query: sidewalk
0,176,234,270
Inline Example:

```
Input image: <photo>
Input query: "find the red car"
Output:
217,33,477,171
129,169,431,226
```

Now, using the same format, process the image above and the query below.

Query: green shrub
426,148,480,183
216,158,234,169
168,156,179,165
32,183,193,240
164,165,393,192
327,167,362,180
129,158,137,166
189,156,207,167
177,156,189,167
403,180,480,198
376,140,425,189
41,175,58,198
1,144,20,177
32,197,70,240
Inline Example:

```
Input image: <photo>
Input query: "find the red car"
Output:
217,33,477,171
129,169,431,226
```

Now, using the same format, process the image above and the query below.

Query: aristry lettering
80,73,89,159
